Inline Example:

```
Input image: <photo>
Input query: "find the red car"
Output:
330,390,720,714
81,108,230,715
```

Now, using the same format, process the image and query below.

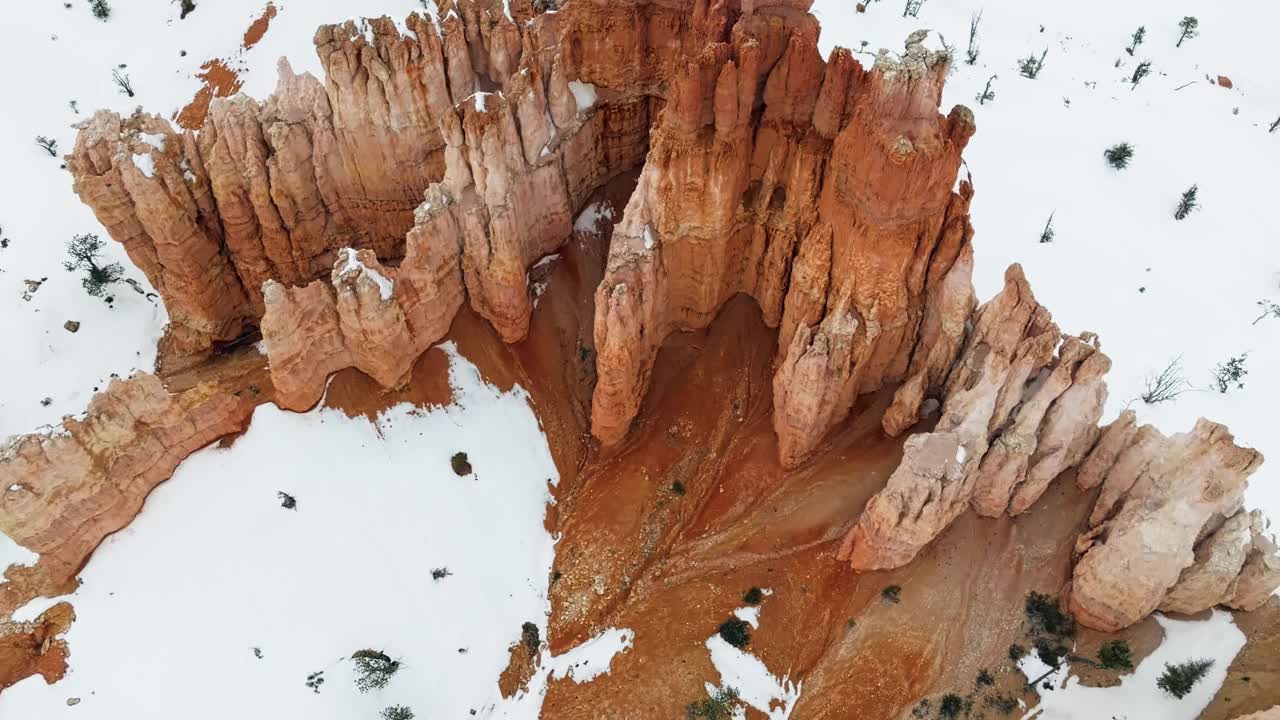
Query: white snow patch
703,593,799,719
472,91,491,112
338,247,394,301
137,132,166,152
573,201,614,234
1019,610,1245,720
955,444,967,464
568,80,598,112
0,344,566,720
131,152,156,178
642,224,657,250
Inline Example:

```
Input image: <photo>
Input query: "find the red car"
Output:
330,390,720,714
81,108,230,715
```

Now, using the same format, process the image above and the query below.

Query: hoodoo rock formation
11,3,1272,710
839,265,1109,570
1070,415,1275,631
0,375,251,615
592,28,976,464
68,2,976,466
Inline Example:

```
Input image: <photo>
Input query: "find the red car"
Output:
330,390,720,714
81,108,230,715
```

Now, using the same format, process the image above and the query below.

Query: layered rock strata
72,2,978,467
0,375,252,610
592,27,977,464
1070,415,1274,631
839,265,1108,570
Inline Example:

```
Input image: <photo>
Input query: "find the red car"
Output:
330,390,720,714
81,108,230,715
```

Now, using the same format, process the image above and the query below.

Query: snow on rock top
137,132,166,152
338,247,394,301
131,152,156,179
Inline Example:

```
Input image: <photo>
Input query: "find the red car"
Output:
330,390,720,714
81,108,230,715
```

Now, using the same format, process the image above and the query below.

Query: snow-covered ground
1018,610,1246,719
813,0,1280,519
0,344,619,719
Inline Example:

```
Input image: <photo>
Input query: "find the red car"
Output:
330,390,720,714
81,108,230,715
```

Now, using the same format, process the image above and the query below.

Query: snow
136,132,166,152
338,247,394,300
573,201,615,234
0,343,597,719
568,80,598,112
130,151,155,179
702,592,800,719
1019,610,1245,719
642,224,657,250
812,0,1280,523
472,91,491,112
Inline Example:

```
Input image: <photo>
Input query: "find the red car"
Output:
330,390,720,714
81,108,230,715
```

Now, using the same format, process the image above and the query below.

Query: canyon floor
1,1,1279,719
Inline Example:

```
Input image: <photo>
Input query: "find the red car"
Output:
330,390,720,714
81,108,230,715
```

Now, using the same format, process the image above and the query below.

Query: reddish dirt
243,3,277,49
174,3,276,130
0,603,73,692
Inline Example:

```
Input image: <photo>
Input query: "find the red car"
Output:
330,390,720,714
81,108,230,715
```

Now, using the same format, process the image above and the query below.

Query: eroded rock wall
839,265,1108,570
591,28,976,461
0,375,252,613
1070,417,1273,631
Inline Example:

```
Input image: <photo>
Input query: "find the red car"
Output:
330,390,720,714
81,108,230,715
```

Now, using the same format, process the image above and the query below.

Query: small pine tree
1039,213,1055,243
976,669,995,687
351,650,401,693
881,585,902,603
1009,644,1027,662
1099,639,1134,670
176,0,196,19
64,233,125,298
1018,49,1048,79
1104,143,1134,169
1174,184,1199,220
1157,658,1213,699
89,0,111,19
1211,354,1248,393
902,0,925,18
717,618,751,649
742,587,764,605
1125,26,1146,55
1177,17,1199,48
686,686,740,720
381,706,414,720
1131,60,1152,89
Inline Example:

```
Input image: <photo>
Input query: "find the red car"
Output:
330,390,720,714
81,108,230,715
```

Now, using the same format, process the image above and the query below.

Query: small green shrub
686,686,739,719
976,669,994,687
1025,592,1075,637
351,650,400,693
1009,643,1027,662
451,451,472,476
1104,143,1134,169
381,706,414,720
939,693,963,719
881,585,902,604
718,618,751,649
1099,639,1134,670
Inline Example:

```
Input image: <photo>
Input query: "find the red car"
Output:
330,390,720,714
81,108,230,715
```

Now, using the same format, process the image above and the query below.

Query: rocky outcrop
0,602,73,691
1160,509,1280,615
262,238,463,411
592,28,977,462
0,375,252,611
1069,418,1266,631
839,265,1108,570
